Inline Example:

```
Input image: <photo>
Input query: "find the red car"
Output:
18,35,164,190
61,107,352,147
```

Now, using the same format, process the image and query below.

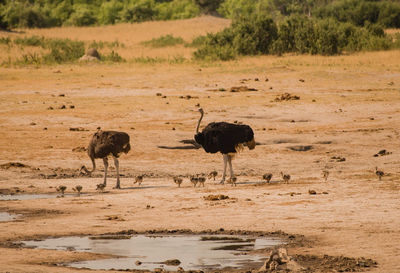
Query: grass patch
141,34,185,48
132,55,186,64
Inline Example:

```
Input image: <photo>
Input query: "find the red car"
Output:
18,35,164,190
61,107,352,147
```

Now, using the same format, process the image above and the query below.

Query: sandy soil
1,18,400,273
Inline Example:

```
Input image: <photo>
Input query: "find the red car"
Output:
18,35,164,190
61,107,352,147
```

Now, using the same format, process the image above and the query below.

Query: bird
72,185,83,195
198,176,206,187
322,170,329,182
173,176,183,187
280,172,291,184
375,167,384,181
227,177,237,187
80,129,131,189
190,176,199,187
194,108,255,184
262,173,273,183
96,183,106,192
208,171,218,181
134,175,143,186
56,185,67,196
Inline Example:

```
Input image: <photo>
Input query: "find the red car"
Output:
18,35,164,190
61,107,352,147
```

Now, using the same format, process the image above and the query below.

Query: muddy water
0,193,86,200
0,212,18,221
22,234,283,271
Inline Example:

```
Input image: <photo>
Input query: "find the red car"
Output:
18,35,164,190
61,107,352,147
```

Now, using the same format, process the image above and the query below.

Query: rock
230,86,258,92
86,48,100,59
258,248,303,272
274,93,300,102
135,260,142,266
79,55,99,62
308,190,317,195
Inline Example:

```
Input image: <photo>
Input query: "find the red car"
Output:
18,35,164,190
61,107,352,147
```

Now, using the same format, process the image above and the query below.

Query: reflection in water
22,235,283,270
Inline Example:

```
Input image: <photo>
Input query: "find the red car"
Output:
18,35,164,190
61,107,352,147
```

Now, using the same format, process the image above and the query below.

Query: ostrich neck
196,111,204,134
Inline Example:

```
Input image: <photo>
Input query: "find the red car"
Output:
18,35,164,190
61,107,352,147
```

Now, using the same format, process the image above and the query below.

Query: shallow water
0,212,18,221
0,193,85,201
22,234,283,271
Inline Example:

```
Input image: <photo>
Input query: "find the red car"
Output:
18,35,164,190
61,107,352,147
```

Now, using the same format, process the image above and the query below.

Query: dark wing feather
195,122,254,154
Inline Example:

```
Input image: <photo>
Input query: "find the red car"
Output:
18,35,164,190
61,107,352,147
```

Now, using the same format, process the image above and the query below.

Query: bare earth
1,17,400,273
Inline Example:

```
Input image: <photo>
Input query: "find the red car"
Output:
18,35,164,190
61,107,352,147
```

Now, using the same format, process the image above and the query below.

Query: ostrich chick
56,185,67,196
190,176,199,187
198,176,206,187
96,183,106,192
81,130,131,189
227,177,237,187
208,171,218,181
173,177,183,187
194,108,255,184
322,170,329,182
375,167,384,181
262,173,273,183
134,175,143,186
280,172,291,184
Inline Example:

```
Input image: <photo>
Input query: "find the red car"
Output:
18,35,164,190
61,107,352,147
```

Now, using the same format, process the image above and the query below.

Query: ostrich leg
103,157,108,186
113,156,120,189
227,155,234,180
220,154,228,184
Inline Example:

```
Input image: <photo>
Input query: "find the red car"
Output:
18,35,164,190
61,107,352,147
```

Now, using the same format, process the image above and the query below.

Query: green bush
141,34,185,47
98,0,123,25
119,0,155,23
14,35,45,47
66,5,97,26
155,0,200,20
217,0,271,19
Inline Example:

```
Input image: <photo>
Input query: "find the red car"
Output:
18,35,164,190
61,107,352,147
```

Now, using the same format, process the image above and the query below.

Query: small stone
135,260,142,266
308,190,317,195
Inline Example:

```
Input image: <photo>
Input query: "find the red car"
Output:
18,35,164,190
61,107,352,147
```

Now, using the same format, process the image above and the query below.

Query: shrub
101,50,125,62
43,38,85,63
66,5,97,26
98,0,123,25
119,0,156,23
141,34,185,47
14,35,45,47
155,0,200,20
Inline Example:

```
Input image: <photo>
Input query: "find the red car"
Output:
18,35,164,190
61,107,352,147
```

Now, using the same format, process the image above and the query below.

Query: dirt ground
1,17,400,273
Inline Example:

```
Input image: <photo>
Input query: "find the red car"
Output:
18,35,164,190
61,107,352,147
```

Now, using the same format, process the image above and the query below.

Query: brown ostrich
81,129,131,189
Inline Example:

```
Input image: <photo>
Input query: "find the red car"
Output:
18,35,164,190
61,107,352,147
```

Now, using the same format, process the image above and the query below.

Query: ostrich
134,175,143,186
190,176,199,187
280,172,291,184
375,167,384,181
173,176,183,187
322,170,329,182
80,130,131,189
194,108,256,184
208,171,218,181
198,176,206,187
262,173,273,183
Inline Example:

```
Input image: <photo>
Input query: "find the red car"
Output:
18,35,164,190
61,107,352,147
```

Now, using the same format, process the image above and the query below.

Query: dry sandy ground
1,18,400,273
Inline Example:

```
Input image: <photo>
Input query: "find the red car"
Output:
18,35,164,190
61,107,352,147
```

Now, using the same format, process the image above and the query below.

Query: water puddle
22,234,283,271
0,212,19,221
0,193,86,201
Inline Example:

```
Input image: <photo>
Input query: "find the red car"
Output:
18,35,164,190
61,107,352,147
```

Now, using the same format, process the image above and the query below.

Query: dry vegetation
0,16,400,273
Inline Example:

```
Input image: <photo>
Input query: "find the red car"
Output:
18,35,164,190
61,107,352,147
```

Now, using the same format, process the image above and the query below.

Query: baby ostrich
173,176,183,187
208,171,218,181
81,129,131,189
322,170,329,182
73,185,83,196
194,108,256,184
375,167,384,181
227,177,237,187
56,185,67,197
134,175,143,186
96,183,106,192
198,176,206,187
280,172,291,184
262,173,273,183
190,176,199,187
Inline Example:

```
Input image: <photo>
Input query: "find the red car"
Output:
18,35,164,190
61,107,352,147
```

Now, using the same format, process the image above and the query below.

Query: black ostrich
194,108,256,184
81,129,131,189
